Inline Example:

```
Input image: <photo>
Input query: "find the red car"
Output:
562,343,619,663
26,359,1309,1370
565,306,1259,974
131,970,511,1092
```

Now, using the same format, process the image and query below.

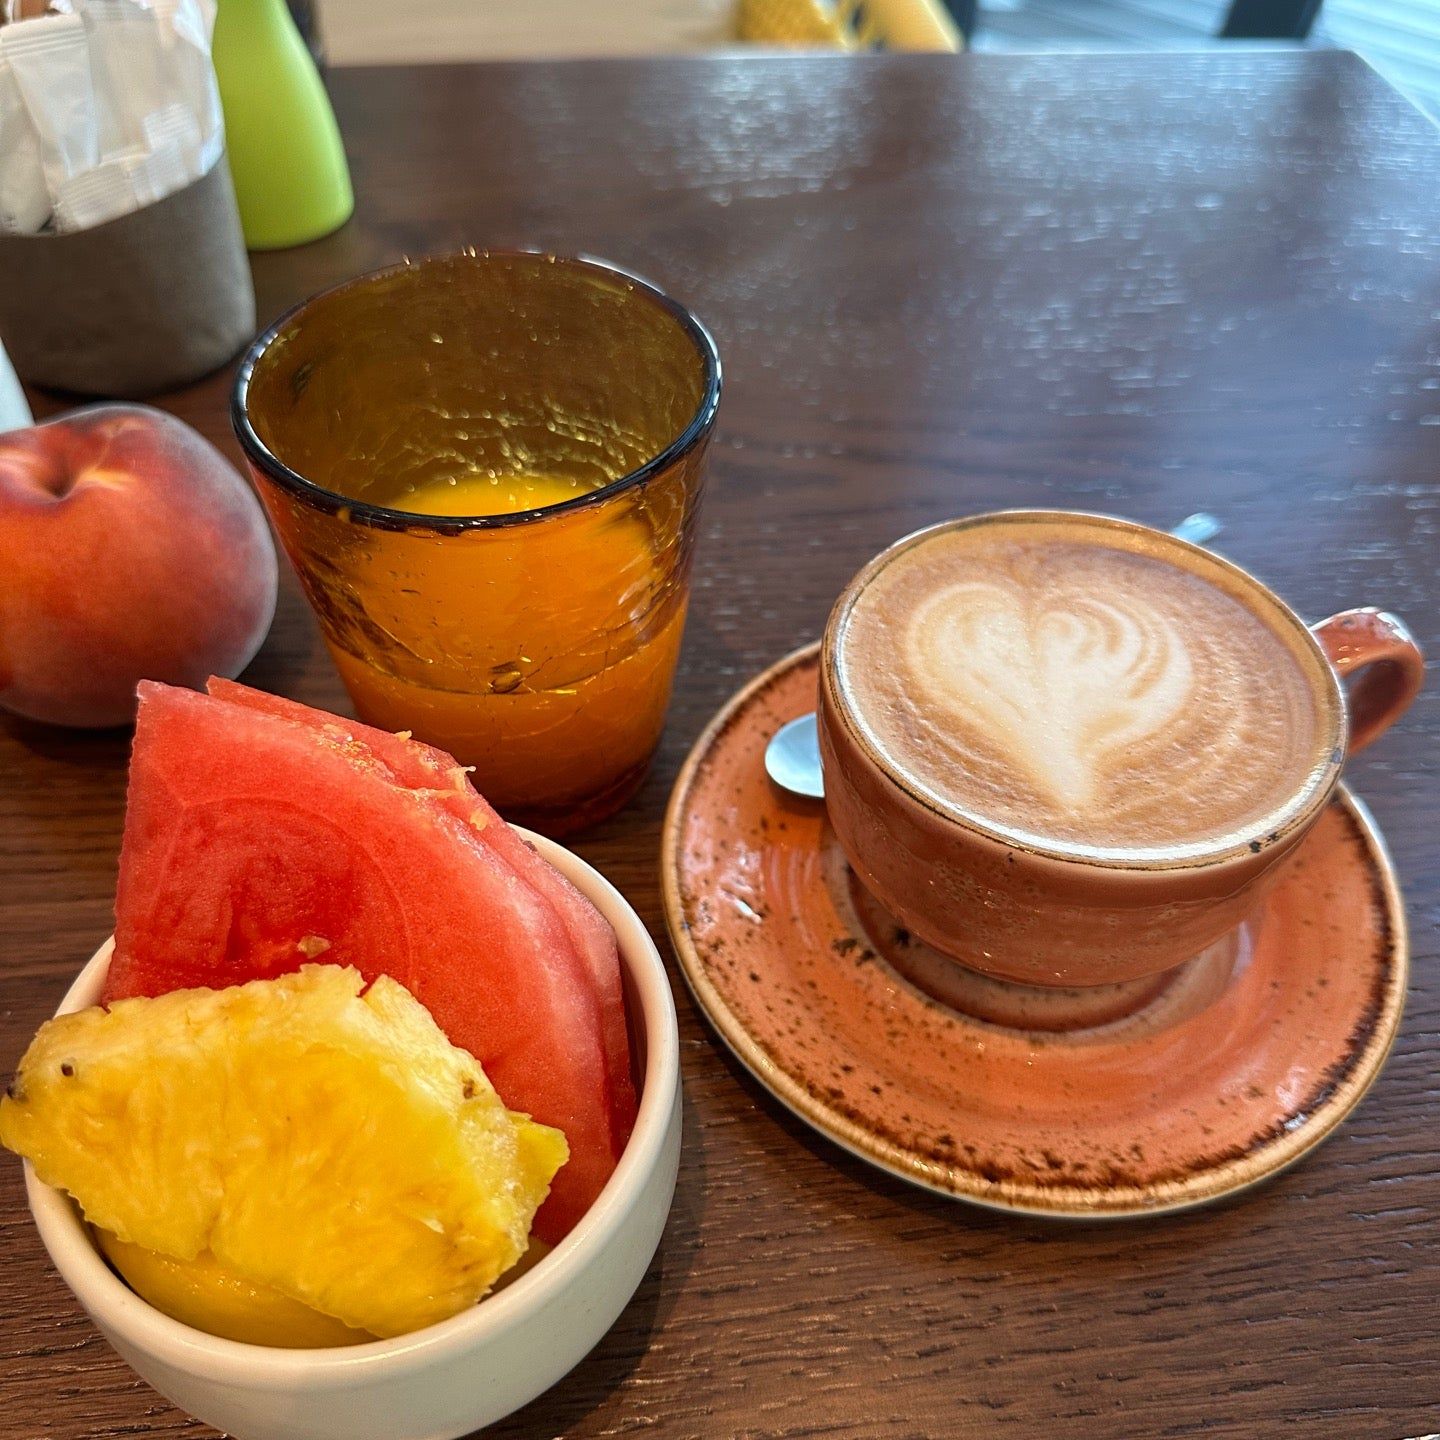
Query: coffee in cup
818,511,1422,993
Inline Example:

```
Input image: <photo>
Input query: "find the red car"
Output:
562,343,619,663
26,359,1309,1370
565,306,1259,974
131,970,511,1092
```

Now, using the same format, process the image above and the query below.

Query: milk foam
907,581,1195,814
838,524,1329,851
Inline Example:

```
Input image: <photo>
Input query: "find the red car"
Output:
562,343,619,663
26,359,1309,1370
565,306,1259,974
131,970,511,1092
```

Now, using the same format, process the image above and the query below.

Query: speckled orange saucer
661,644,1407,1217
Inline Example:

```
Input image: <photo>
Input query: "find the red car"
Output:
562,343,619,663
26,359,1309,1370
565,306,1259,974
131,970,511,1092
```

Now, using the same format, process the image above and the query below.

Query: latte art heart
906,582,1196,812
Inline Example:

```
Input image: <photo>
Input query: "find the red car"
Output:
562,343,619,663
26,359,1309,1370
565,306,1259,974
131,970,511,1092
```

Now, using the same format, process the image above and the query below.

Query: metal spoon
764,513,1223,800
1170,511,1221,547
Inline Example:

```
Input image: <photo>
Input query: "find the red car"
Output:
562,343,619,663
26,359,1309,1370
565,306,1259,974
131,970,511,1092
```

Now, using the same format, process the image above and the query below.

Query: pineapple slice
0,966,567,1340
95,1232,375,1348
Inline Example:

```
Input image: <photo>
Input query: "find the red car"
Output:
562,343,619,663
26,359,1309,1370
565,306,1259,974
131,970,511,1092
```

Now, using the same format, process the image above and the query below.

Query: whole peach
0,405,278,727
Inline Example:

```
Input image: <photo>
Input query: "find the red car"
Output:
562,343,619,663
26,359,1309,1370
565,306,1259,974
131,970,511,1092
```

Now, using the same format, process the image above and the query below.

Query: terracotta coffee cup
817,511,1422,993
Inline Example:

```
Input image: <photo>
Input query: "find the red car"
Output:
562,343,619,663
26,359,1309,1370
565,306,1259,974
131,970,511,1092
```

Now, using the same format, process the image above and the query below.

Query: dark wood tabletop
4,49,1439,1440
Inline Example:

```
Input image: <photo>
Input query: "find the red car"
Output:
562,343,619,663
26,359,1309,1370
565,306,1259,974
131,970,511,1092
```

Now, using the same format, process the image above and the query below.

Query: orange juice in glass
232,252,720,834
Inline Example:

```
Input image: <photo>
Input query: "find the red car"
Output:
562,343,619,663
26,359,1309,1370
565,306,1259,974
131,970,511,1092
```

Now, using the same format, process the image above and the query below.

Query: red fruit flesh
205,678,638,1152
105,682,622,1241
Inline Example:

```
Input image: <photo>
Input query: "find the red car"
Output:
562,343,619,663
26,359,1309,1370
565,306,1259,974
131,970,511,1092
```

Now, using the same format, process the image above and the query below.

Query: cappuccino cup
817,511,1423,991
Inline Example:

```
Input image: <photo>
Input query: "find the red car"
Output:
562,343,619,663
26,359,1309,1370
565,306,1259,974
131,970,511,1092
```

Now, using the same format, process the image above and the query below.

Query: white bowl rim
25,829,680,1388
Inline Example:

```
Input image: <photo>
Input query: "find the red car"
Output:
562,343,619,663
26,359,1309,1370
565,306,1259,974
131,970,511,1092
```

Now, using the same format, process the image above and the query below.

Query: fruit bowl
22,831,681,1440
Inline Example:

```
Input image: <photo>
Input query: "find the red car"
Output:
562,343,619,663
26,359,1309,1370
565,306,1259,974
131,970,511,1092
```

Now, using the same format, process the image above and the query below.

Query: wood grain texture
4,50,1439,1440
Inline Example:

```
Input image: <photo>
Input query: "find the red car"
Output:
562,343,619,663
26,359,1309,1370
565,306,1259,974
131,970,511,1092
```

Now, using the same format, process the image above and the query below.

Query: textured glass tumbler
232,252,721,834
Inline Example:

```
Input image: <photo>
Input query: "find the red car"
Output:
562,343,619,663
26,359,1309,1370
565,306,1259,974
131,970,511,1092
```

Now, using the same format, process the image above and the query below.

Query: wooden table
5,50,1439,1440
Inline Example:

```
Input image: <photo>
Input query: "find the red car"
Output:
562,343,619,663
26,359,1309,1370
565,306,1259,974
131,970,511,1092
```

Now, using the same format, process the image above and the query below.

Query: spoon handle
1170,512,1222,547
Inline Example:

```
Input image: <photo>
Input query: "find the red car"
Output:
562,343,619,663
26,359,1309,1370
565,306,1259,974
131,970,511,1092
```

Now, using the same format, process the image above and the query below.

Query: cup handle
1310,608,1424,754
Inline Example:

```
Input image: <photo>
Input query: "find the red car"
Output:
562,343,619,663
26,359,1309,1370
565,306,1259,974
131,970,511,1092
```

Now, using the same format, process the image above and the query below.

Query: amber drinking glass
232,252,721,833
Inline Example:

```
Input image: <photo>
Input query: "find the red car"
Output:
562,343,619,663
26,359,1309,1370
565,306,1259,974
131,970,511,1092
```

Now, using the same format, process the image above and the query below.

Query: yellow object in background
736,0,961,50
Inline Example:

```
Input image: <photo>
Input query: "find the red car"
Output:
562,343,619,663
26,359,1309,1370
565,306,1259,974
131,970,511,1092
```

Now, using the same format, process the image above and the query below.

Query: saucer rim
661,642,1408,1220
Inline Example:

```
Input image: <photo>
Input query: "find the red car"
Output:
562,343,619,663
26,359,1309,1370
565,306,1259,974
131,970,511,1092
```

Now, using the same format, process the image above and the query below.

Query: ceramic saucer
661,644,1407,1217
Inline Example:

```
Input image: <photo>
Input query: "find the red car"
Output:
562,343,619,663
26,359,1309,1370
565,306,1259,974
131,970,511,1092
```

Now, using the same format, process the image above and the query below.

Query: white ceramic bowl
23,832,681,1440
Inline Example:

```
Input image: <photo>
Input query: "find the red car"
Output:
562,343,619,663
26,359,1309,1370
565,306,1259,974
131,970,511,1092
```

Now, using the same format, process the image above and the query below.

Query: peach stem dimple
72,466,134,495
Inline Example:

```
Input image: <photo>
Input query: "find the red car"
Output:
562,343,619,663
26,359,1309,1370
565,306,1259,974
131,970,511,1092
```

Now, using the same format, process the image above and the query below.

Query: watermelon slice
204,679,638,1149
104,681,631,1242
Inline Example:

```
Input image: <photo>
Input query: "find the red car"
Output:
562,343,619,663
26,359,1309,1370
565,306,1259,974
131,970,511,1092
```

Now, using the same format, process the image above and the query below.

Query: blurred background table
4,49,1439,1440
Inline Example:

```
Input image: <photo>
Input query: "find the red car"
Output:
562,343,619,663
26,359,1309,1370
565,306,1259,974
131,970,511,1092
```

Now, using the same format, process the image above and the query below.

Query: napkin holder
0,156,255,398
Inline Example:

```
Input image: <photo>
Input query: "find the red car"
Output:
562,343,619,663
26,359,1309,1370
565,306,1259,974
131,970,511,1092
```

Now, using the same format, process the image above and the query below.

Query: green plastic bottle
212,0,354,250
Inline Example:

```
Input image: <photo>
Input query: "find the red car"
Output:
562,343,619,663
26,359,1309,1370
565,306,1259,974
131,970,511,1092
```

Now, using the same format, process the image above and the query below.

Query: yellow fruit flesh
97,1231,375,1348
99,1231,553,1348
0,966,567,1340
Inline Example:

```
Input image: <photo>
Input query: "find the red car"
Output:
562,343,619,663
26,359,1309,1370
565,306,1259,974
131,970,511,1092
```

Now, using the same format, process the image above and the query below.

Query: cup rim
24,830,680,1388
821,509,1348,872
230,249,722,535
